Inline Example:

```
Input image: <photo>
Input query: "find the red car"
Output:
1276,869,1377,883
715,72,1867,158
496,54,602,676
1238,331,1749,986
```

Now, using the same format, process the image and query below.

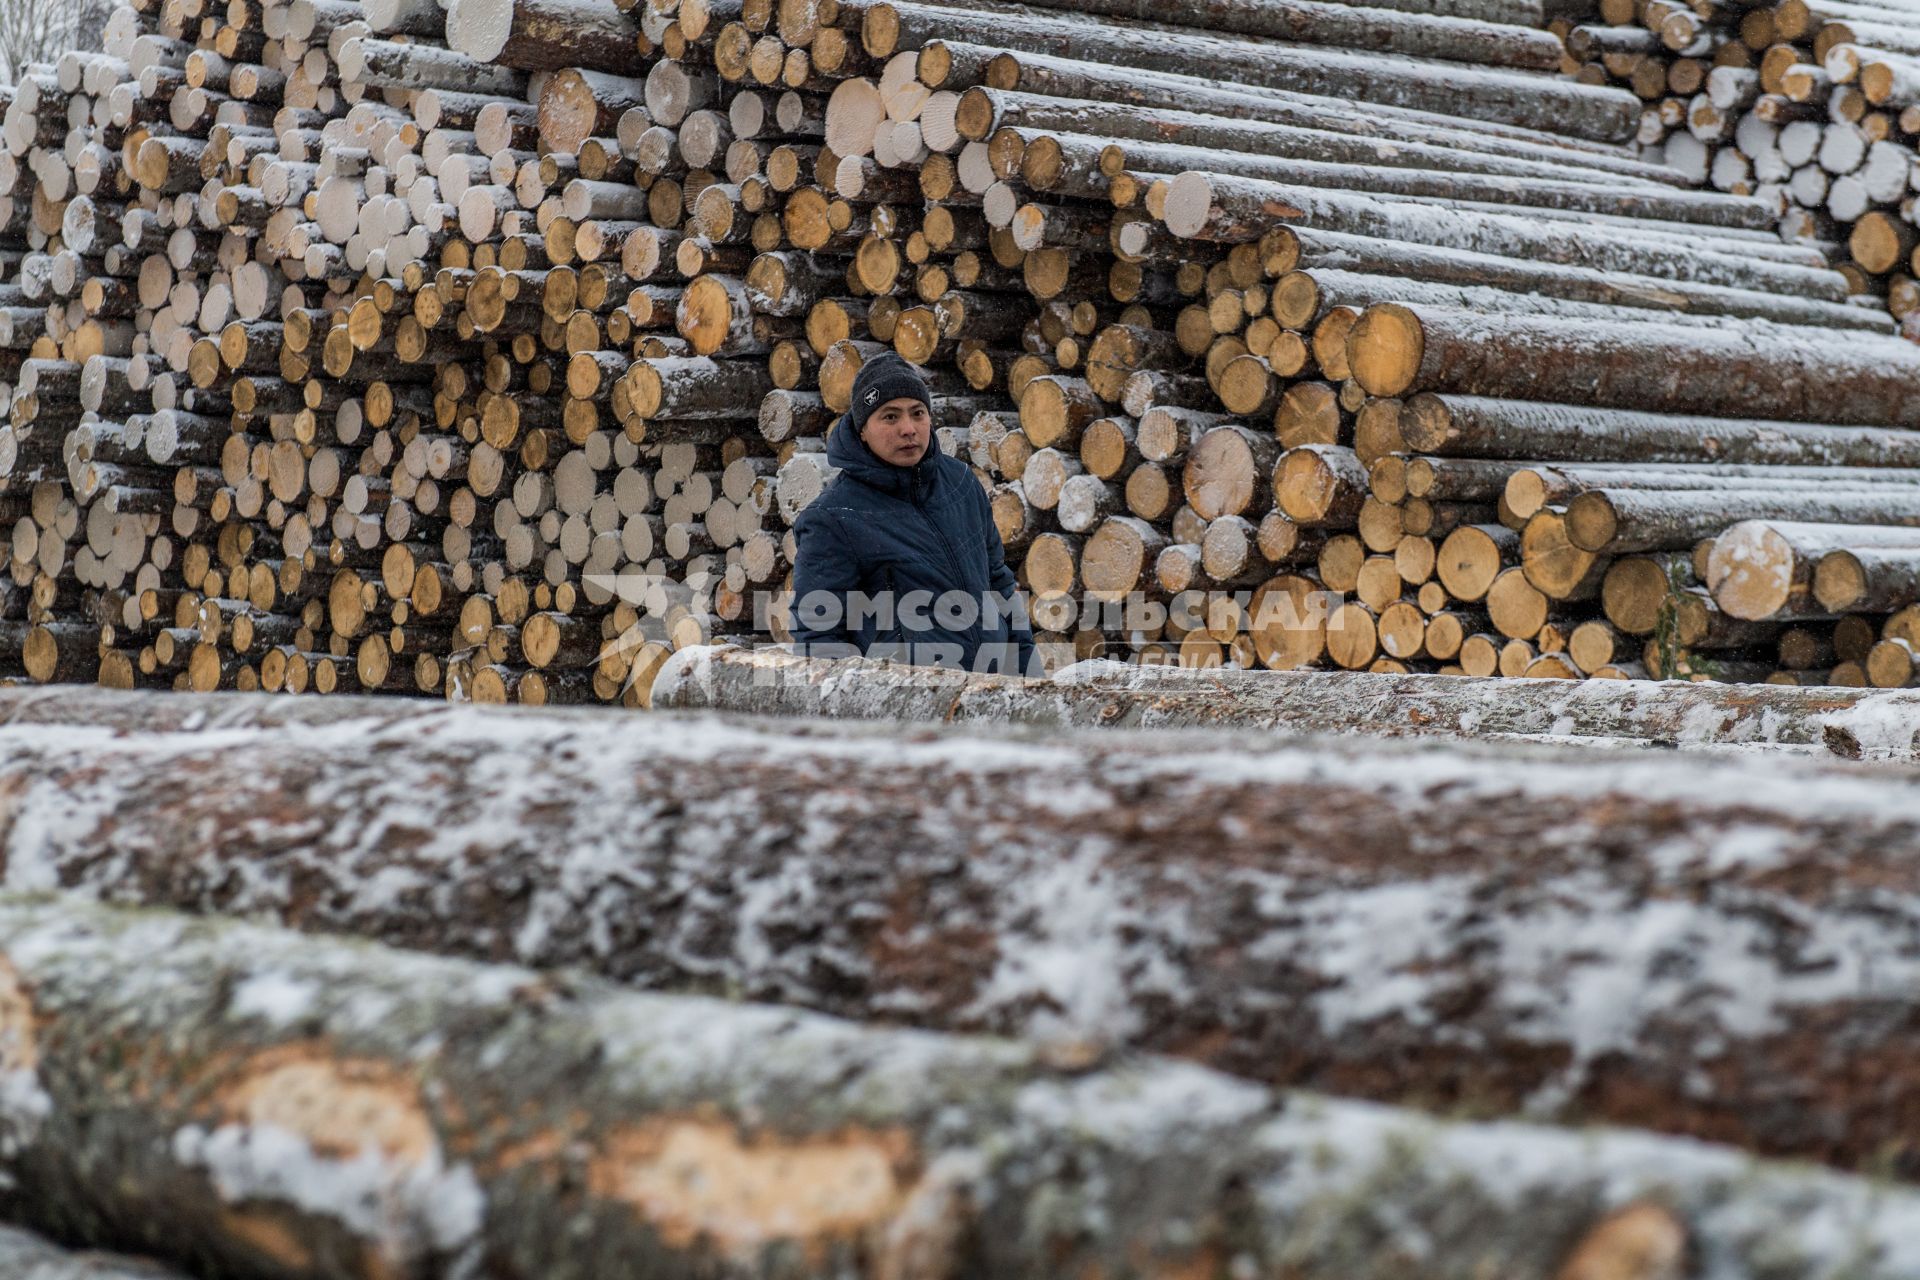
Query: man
790,353,1038,675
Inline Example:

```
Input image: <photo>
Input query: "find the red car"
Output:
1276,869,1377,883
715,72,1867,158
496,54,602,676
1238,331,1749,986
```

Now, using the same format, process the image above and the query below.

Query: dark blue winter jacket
789,414,1038,675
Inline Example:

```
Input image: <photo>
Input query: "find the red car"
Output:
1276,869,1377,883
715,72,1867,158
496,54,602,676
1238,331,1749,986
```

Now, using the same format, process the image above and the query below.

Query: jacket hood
827,409,949,500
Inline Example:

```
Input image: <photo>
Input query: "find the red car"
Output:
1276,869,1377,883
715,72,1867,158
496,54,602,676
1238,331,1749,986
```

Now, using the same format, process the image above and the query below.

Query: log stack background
1560,0,1920,328
5,0,1920,703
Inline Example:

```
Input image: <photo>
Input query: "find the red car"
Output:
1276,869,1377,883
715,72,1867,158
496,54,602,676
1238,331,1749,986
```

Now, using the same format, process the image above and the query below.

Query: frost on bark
8,688,1920,1175
652,643,1920,758
1,896,1920,1280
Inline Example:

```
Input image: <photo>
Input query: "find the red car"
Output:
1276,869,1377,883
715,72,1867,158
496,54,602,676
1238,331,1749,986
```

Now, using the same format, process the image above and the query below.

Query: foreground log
651,643,1920,756
6,895,1920,1278
13,690,1920,1179
0,1227,187,1280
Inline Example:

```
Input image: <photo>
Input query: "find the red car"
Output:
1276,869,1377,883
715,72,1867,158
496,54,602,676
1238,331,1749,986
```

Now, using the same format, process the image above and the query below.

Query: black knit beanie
850,352,932,427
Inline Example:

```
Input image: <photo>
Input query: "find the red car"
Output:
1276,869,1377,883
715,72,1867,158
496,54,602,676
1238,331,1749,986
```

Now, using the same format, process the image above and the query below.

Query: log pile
6,691,1920,1275
1559,0,1920,330
7,0,1920,707
8,0,1920,1257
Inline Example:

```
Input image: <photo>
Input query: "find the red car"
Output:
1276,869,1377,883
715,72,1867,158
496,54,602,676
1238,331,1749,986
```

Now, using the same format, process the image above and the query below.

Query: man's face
862,396,931,465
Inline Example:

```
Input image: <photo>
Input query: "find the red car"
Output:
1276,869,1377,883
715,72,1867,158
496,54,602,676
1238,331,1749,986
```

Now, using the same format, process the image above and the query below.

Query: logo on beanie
864,387,879,406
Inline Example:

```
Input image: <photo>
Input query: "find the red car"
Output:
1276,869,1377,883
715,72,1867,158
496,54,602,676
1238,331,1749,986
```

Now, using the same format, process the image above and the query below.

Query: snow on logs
1557,0,1920,332
651,642,1920,756
1345,303,1920,426
4,0,1920,703
14,689,1920,1180
0,1228,188,1280
1,894,1918,1277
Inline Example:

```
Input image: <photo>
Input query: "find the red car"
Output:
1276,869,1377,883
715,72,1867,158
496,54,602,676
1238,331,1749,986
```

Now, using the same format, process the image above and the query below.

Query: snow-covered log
0,1227,188,1280
1401,394,1920,468
7,895,1920,1278
863,0,1639,140
7,0,1919,708
651,643,1920,757
1348,303,1920,426
8,690,1920,1174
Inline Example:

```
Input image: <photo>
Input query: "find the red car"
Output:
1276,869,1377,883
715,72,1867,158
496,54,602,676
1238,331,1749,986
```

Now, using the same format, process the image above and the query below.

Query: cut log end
1813,550,1866,612
1163,171,1217,240
1347,303,1424,399
1555,1202,1688,1280
1706,522,1794,621
448,0,514,61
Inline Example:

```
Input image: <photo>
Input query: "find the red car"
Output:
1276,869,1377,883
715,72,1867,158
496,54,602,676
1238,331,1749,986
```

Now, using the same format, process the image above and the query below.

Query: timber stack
9,0,1920,1264
7,0,1920,703
1559,0,1920,328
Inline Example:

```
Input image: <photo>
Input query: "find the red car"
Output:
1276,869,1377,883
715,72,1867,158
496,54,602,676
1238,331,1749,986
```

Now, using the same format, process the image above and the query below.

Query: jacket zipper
914,471,971,589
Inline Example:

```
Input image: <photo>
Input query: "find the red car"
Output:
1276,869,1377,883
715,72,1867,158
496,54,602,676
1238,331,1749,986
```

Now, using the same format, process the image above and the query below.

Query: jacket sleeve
980,488,1040,675
787,505,865,661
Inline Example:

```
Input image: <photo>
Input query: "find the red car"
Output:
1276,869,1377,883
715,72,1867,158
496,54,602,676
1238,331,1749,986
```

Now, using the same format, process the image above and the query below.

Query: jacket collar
827,409,945,502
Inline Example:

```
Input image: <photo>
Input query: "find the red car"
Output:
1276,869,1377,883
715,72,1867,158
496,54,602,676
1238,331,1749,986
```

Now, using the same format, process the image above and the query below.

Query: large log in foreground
10,688,1920,1175
4,895,1920,1280
652,643,1920,757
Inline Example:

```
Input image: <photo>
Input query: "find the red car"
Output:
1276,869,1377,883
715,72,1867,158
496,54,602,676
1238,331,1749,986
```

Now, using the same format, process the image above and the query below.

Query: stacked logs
9,0,1920,702
1559,0,1920,329
800,0,1920,686
0,0,782,704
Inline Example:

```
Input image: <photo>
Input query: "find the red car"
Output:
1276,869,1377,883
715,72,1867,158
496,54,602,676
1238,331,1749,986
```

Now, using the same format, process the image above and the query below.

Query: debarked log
8,690,1920,1180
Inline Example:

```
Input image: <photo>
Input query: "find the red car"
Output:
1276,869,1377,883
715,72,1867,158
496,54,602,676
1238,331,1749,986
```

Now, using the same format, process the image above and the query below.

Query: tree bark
1404,393,1920,466
1118,141,1773,229
932,44,1678,180
2,894,1918,1278
962,88,1677,188
927,0,1567,69
1352,303,1920,426
15,690,1920,1190
1568,487,1920,555
0,1226,189,1279
336,37,528,95
653,642,1920,756
1506,463,1920,519
621,356,772,419
1267,253,1881,333
867,2,1639,141
1322,0,1542,21
1164,176,1844,300
445,0,643,72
